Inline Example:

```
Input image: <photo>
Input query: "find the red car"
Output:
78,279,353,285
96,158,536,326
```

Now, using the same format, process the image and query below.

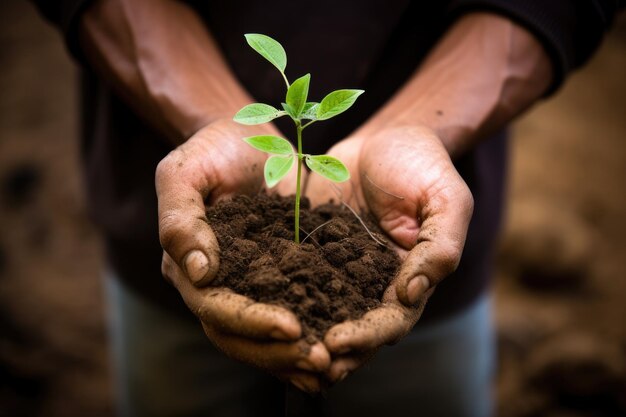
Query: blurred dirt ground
0,2,624,417
495,14,626,417
0,2,109,416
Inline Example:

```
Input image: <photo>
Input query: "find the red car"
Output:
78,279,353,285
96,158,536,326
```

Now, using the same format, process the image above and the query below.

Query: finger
282,371,325,393
156,144,220,286
303,137,363,208
203,323,331,373
325,351,374,384
163,253,301,340
324,304,418,354
395,179,474,306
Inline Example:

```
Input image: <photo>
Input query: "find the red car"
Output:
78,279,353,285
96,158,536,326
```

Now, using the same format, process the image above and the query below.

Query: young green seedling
234,33,364,244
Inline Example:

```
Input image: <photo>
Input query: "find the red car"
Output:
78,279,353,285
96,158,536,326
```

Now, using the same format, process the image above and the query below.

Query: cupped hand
305,125,474,383
156,119,328,392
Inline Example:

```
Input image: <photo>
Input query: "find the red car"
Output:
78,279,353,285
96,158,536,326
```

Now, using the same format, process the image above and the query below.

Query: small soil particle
207,194,400,339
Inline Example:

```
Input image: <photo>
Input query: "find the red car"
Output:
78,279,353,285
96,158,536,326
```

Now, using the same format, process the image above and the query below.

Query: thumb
395,182,473,306
156,146,220,286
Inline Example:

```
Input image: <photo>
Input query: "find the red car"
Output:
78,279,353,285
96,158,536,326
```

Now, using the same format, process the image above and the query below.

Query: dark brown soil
207,193,401,340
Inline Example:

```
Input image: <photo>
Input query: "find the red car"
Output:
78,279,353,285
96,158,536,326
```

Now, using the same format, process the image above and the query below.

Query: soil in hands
207,193,401,340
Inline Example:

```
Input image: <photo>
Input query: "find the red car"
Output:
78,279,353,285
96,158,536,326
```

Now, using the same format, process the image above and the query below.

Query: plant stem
294,122,303,243
281,71,290,90
301,120,316,130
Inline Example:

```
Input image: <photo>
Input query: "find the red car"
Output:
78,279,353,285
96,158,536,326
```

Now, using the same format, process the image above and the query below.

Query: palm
186,120,300,204
307,126,466,251
359,126,471,250
156,120,325,392
304,125,474,383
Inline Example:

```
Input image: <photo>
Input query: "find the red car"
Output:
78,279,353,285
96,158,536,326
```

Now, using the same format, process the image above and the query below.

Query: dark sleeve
447,0,625,94
29,0,93,61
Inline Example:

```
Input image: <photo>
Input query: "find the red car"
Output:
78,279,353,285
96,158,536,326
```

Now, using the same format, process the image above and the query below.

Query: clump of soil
207,193,400,340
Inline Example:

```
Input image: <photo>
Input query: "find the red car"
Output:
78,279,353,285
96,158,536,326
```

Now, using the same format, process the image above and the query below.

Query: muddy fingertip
290,375,321,394
396,274,429,306
271,311,302,341
323,326,353,355
308,342,331,371
327,362,351,384
184,250,210,283
270,324,300,341
406,275,430,305
184,248,220,287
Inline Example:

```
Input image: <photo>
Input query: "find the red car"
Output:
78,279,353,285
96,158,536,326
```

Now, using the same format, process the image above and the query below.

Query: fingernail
184,250,209,283
407,275,430,304
337,371,349,383
333,345,351,355
291,379,307,392
270,328,290,341
296,359,317,372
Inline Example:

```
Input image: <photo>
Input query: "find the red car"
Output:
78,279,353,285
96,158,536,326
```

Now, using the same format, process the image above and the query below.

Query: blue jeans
105,270,494,417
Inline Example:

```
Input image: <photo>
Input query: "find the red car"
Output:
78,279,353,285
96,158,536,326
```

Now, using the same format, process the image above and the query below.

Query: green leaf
316,89,364,121
305,155,350,182
286,74,310,117
244,34,287,73
301,102,319,120
264,155,294,188
243,135,293,155
233,103,285,125
281,102,297,119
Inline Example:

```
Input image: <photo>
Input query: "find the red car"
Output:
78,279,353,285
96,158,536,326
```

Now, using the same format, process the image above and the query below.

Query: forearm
79,0,253,144
361,12,553,157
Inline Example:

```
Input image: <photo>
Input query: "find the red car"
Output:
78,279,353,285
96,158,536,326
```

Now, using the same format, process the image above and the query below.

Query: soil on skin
207,193,401,340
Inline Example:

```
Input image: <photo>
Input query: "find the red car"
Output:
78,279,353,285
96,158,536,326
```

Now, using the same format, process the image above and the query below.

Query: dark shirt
32,0,621,323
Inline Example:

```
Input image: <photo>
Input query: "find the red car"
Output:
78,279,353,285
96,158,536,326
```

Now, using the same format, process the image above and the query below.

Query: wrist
356,121,448,154
354,100,473,159
79,0,264,146
357,13,552,159
190,116,281,144
169,93,260,142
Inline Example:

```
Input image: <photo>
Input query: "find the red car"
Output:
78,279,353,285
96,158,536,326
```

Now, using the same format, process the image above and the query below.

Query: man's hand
303,10,552,382
305,125,474,382
156,119,329,392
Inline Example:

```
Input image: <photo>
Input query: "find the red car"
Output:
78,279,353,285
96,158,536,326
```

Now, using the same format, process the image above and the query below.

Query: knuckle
158,211,185,251
461,184,474,216
438,180,473,215
434,240,462,276
160,254,171,277
161,261,174,286
155,149,181,180
194,304,206,320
